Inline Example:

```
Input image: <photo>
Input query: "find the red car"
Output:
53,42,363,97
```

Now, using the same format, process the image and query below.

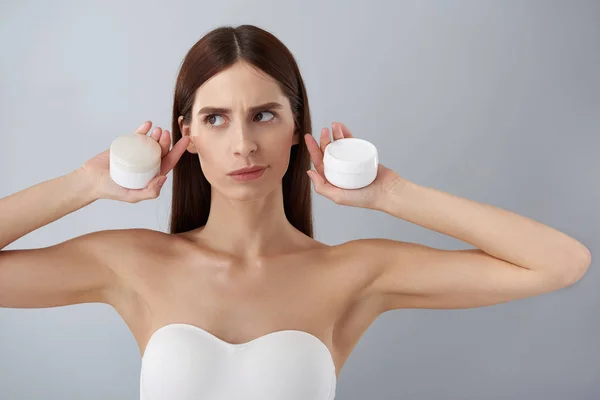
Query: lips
228,165,266,175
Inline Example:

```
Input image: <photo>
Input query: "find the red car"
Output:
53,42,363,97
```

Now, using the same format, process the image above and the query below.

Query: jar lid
110,134,162,170
323,138,378,174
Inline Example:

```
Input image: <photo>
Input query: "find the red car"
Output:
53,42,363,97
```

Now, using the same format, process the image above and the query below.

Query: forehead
194,61,289,109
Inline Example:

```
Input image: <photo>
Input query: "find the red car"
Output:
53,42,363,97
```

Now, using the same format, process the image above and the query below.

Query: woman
0,24,591,400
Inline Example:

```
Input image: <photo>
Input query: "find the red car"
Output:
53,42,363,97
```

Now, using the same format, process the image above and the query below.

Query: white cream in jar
323,138,378,189
109,134,162,189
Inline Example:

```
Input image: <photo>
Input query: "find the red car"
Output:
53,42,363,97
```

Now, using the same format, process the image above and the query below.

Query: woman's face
179,60,299,200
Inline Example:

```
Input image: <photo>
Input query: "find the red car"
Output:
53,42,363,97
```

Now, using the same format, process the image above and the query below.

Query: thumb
152,175,168,193
307,170,327,193
307,170,345,204
140,175,167,201
307,170,319,186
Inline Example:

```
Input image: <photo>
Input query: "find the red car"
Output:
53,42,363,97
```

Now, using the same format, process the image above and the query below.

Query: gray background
1,0,598,399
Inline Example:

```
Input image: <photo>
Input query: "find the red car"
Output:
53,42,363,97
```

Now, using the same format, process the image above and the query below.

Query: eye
204,114,226,127
254,111,275,122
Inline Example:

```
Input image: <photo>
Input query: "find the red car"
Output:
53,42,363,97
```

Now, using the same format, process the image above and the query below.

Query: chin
207,166,287,200
216,180,282,203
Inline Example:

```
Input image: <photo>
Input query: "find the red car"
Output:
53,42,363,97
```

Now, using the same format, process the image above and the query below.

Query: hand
304,121,405,210
78,121,190,203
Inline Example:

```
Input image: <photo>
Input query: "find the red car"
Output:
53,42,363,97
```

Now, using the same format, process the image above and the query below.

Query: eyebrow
197,101,285,115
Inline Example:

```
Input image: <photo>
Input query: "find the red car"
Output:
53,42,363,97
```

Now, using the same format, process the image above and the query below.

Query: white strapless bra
140,323,337,400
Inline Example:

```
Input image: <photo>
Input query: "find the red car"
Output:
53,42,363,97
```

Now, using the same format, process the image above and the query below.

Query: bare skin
0,59,589,386
103,228,377,380
0,224,372,380
0,60,382,380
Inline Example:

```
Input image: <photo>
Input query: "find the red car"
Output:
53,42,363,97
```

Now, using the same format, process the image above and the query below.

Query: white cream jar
323,137,378,189
109,134,162,189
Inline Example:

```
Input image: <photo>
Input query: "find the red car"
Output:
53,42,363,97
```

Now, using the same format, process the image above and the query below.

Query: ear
179,115,198,154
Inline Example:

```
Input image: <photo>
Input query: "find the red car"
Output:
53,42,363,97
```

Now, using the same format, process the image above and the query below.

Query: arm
360,179,591,311
0,169,96,250
0,122,185,309
0,169,117,308
303,122,590,311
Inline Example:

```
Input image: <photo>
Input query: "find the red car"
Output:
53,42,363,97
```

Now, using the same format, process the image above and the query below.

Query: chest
115,244,376,380
140,323,338,400
142,257,343,338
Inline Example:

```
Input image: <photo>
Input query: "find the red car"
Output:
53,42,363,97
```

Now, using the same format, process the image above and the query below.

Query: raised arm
0,121,188,309
0,169,114,307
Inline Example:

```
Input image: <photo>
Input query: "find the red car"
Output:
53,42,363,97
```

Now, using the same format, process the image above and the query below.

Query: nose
232,123,257,157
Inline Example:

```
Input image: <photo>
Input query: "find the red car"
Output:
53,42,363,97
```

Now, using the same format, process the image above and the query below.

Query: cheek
272,137,290,153
272,123,296,150
198,149,219,170
193,139,220,178
267,137,295,173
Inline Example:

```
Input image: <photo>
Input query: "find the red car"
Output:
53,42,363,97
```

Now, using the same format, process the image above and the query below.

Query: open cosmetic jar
323,138,378,189
109,134,162,189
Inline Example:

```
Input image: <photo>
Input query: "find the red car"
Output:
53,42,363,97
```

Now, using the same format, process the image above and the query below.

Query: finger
150,127,162,141
337,121,354,138
319,127,332,153
307,170,343,204
124,175,167,203
160,136,191,175
158,129,171,157
331,122,344,140
304,134,325,175
134,121,152,135
145,175,167,198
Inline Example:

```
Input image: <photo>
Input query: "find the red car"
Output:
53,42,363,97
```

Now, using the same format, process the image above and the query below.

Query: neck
198,184,299,261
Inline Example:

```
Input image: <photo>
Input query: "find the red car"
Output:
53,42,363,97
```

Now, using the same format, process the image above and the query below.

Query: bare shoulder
98,228,175,259
316,239,389,359
78,228,176,277
290,237,384,307
73,227,172,251
69,228,184,303
324,238,385,297
96,227,173,249
98,228,188,283
0,227,175,311
92,228,186,324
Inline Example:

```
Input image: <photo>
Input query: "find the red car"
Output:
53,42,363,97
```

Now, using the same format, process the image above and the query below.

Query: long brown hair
169,25,314,237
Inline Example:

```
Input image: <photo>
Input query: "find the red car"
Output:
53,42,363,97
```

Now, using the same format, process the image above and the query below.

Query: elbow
559,246,592,287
